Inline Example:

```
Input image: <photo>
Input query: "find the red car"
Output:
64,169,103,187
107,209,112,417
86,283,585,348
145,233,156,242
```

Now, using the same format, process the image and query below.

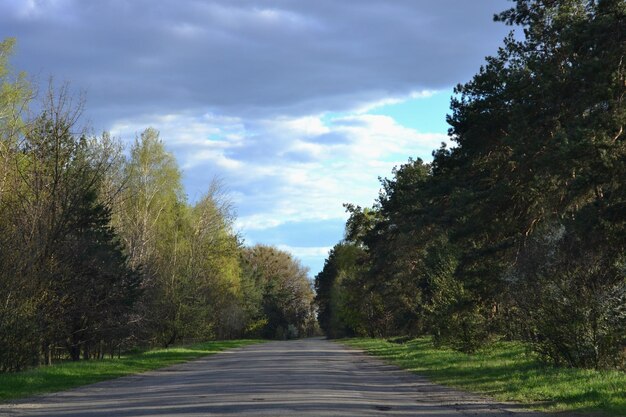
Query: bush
508,223,626,369
286,324,299,340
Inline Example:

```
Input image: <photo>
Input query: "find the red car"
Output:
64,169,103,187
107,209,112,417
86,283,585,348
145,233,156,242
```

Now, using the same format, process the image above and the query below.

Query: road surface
1,338,546,416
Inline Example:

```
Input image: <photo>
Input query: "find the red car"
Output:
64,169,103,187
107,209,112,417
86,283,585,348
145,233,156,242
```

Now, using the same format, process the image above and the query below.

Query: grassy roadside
0,339,262,402
341,337,626,416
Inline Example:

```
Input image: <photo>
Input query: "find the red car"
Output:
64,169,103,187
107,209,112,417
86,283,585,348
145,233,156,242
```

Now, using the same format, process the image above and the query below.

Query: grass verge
0,339,262,402
341,337,626,416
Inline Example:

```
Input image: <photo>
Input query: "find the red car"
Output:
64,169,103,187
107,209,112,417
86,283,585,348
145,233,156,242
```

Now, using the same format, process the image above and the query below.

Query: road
1,338,546,417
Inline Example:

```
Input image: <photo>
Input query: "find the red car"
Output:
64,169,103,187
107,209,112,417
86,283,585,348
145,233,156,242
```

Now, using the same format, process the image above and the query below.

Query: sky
0,0,513,276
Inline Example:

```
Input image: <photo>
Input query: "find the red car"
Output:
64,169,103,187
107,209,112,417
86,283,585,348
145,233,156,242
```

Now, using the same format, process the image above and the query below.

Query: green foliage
188,187,244,339
315,242,367,338
55,187,142,361
342,338,626,416
110,129,255,346
319,0,626,366
459,0,626,366
0,37,303,375
241,245,315,339
113,128,192,347
0,39,34,370
508,222,626,369
0,79,143,370
115,127,184,272
0,37,30,151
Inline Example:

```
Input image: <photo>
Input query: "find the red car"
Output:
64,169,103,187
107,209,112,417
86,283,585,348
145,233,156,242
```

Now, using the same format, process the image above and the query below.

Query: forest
0,38,316,372
315,0,626,370
1,0,624,379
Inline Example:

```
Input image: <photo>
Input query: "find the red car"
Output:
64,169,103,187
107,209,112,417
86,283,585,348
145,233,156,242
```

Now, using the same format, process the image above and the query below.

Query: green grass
341,337,626,416
0,339,262,402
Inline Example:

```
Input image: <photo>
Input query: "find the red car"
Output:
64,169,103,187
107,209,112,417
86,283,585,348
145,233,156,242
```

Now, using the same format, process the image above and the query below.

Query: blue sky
370,91,452,135
1,0,512,277
257,91,455,273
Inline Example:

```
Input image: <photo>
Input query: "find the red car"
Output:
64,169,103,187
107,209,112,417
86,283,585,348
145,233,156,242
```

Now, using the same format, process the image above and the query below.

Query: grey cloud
281,150,316,163
183,161,282,214
1,0,511,128
306,132,350,145
330,118,370,128
224,133,284,163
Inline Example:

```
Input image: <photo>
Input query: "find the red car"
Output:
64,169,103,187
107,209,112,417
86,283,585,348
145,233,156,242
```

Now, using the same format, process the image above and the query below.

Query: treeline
316,0,625,370
0,38,315,372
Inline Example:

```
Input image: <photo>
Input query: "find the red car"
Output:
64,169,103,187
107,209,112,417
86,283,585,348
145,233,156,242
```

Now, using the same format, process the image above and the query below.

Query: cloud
1,0,511,128
276,245,334,275
354,90,439,114
110,100,449,237
276,245,333,260
2,0,511,274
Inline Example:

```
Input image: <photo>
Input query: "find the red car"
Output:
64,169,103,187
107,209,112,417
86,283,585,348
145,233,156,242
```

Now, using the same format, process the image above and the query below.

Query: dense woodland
316,0,626,370
0,39,316,372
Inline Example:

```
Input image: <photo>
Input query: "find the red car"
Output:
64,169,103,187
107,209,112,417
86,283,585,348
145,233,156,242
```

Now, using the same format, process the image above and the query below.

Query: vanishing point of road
1,338,547,417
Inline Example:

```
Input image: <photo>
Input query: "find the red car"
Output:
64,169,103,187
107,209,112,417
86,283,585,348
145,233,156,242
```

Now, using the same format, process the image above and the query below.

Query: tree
186,183,244,340
55,187,141,361
114,128,184,271
110,128,188,346
110,131,248,346
315,242,367,338
320,0,625,366
1,82,141,370
446,0,626,365
241,245,315,339
0,38,31,200
0,37,36,372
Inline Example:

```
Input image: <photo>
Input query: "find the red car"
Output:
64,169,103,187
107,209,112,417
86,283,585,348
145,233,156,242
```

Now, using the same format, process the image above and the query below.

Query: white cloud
276,245,333,260
271,116,330,137
110,107,445,236
108,103,448,241
235,215,284,232
354,89,439,114
185,150,243,170
109,111,247,169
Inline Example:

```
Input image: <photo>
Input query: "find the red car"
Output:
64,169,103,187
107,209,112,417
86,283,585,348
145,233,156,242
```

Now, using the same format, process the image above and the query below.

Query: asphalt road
0,338,546,417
